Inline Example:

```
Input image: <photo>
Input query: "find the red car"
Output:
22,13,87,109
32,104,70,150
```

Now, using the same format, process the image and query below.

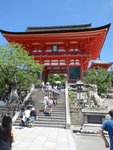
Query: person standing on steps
41,81,45,92
53,85,58,105
24,106,31,127
43,94,48,112
100,109,113,150
46,97,53,115
19,107,26,128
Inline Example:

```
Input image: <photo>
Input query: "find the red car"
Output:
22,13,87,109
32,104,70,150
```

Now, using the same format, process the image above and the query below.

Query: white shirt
44,96,48,102
43,96,48,105
24,109,30,118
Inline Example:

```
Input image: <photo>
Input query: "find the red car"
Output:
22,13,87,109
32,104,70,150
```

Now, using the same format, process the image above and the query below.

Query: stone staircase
14,88,66,128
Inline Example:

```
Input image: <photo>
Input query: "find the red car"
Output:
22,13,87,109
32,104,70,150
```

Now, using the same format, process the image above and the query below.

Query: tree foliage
68,90,76,104
0,43,42,96
83,67,112,95
48,74,66,85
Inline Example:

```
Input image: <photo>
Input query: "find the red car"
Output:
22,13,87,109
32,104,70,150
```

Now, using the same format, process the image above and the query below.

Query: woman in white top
24,106,31,126
43,94,48,112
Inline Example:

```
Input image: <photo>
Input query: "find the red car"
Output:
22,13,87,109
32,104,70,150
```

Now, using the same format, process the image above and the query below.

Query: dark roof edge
0,23,111,35
26,24,92,31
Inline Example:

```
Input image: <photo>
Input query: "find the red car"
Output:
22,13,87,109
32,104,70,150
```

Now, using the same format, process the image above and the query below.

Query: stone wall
70,109,84,125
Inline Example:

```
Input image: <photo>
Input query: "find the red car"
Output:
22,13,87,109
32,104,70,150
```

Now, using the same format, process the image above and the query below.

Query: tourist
19,107,26,128
100,109,113,150
53,85,57,90
20,107,25,118
20,113,26,128
43,96,53,115
0,115,15,150
45,82,49,92
24,106,31,127
45,82,52,95
29,107,37,127
53,90,58,105
48,84,52,95
43,94,48,112
46,97,53,115
41,81,45,91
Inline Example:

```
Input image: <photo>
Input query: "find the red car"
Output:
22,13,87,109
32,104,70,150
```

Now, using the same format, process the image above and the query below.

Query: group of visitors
41,81,51,92
41,82,60,94
41,82,61,115
42,82,60,110
20,106,38,128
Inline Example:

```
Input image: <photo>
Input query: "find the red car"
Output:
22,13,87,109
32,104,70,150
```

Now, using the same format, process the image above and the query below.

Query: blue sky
0,0,113,63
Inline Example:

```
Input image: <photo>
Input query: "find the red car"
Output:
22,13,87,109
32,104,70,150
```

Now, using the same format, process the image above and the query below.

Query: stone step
39,107,66,111
14,118,66,125
35,106,66,110
14,123,65,128
36,121,66,126
35,106,66,109
14,118,66,128
37,115,66,119
15,118,66,123
35,103,65,106
35,102,65,104
36,124,65,128
39,115,66,118
36,118,66,124
14,89,66,129
39,111,66,115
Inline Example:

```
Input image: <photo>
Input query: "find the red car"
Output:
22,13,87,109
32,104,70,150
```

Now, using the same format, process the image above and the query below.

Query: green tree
68,90,76,104
0,43,42,97
83,67,112,95
48,74,66,85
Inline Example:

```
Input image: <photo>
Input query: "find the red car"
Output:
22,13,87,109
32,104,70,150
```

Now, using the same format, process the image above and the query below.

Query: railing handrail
12,84,35,123
65,81,71,129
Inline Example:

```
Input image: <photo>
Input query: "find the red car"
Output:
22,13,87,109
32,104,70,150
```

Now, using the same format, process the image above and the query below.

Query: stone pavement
73,133,108,150
12,126,77,150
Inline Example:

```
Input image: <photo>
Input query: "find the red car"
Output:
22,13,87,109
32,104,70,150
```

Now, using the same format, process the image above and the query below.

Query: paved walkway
12,127,77,150
73,133,108,150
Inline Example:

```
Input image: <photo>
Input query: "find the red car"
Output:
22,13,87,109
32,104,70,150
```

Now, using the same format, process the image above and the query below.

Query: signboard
52,44,58,52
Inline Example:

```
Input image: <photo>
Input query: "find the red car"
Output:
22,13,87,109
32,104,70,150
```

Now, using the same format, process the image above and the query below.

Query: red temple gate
0,24,110,82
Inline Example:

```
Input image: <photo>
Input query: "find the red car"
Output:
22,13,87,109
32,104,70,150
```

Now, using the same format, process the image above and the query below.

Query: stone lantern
75,80,84,106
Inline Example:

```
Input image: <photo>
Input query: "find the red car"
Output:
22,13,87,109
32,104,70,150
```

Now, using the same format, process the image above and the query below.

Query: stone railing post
65,81,71,129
